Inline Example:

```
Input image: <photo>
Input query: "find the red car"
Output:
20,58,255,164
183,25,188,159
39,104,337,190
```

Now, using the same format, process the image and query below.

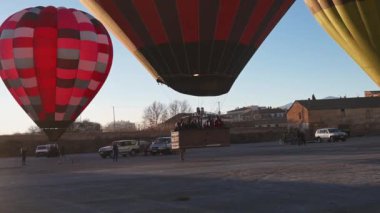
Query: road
0,136,380,212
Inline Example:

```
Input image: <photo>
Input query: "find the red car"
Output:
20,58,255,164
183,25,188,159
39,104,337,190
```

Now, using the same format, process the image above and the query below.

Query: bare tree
179,100,192,113
103,120,136,132
143,101,167,127
168,100,180,117
27,125,41,134
168,100,192,117
161,109,168,123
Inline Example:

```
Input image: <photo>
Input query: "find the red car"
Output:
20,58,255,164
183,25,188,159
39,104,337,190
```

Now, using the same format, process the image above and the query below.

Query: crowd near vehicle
98,140,141,158
148,137,172,155
315,128,348,142
35,144,60,157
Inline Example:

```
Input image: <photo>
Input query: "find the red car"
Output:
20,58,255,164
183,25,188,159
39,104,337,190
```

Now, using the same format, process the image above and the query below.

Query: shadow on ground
0,172,379,213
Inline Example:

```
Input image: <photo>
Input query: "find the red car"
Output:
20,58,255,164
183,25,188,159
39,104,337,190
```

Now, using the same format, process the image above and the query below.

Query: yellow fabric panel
80,0,163,82
305,0,380,86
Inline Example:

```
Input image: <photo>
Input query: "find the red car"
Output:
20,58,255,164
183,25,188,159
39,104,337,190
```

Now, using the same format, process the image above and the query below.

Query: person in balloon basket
112,143,119,162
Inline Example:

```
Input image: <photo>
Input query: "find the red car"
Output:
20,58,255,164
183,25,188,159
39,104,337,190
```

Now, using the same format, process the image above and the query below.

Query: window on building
298,112,302,120
340,108,345,116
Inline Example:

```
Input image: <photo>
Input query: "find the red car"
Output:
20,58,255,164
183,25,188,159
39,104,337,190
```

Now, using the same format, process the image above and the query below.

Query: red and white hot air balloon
0,6,113,140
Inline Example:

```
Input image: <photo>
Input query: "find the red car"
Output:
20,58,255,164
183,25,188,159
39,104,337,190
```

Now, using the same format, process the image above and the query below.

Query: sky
0,0,378,135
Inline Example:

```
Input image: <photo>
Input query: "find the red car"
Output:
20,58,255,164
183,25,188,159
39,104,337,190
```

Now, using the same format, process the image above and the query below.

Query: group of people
174,115,224,131
281,128,306,145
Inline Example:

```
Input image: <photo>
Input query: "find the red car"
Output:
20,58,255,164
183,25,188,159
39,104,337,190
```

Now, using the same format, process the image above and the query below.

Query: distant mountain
279,103,293,110
323,96,339,99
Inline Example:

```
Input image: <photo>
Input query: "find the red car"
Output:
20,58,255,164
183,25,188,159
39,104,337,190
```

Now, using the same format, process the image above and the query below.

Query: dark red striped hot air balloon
0,6,113,141
82,0,294,96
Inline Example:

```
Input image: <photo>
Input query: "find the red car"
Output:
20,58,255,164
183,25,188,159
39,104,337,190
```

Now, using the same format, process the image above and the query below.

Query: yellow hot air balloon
305,0,380,86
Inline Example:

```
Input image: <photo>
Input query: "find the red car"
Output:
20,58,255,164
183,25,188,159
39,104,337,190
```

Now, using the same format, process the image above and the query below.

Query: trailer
171,128,230,161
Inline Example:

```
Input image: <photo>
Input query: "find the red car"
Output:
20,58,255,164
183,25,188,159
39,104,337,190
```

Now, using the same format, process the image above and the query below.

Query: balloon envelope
0,6,113,140
305,0,380,86
82,0,294,96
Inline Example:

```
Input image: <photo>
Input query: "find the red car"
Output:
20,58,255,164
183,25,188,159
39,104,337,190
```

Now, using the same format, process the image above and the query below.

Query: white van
35,144,59,157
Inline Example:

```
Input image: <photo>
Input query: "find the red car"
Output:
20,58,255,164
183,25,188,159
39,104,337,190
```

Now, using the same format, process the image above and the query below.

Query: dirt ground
0,136,379,212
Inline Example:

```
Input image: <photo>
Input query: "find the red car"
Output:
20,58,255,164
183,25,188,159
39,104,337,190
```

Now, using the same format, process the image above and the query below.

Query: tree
103,120,136,132
27,125,41,134
143,101,167,127
312,94,316,100
168,100,192,117
68,119,102,132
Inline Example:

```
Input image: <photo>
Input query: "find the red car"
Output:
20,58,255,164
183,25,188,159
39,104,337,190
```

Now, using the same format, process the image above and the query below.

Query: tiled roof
295,97,380,110
227,107,252,113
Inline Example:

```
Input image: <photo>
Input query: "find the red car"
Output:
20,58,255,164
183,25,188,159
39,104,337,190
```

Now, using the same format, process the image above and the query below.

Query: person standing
20,147,27,166
112,143,119,162
60,145,65,157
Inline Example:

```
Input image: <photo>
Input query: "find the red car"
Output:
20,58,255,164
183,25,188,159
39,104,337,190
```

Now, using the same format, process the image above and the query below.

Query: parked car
148,137,172,155
98,140,140,158
35,144,59,157
315,128,348,142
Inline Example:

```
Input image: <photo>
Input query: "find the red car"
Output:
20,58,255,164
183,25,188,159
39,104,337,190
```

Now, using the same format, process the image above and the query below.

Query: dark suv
148,137,172,155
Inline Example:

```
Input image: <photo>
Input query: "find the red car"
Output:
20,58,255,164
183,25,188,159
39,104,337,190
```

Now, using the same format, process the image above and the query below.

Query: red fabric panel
77,70,93,80
177,0,199,43
0,18,16,29
19,68,35,78
57,8,76,29
12,38,33,48
133,0,168,45
80,41,98,60
72,88,86,97
214,0,240,41
240,0,274,45
0,39,13,59
56,88,72,105
24,87,39,96
57,38,80,49
34,7,58,115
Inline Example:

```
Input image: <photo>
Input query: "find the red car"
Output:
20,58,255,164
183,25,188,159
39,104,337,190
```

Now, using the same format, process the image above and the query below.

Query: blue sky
0,1,378,134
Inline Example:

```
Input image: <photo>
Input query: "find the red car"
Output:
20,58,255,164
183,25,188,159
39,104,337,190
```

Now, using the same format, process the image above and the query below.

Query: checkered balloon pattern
0,6,113,140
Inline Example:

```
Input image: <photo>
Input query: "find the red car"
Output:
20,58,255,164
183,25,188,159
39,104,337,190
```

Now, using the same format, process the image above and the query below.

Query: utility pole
113,106,116,131
218,101,221,115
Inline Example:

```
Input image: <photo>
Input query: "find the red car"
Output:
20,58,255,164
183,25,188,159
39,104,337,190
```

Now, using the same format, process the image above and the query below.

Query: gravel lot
0,136,379,212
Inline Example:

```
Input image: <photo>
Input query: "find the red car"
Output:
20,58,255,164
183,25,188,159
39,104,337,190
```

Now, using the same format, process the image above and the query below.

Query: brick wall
287,102,309,127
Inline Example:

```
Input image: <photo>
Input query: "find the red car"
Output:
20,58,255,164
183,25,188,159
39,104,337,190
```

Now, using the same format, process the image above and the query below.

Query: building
287,97,380,137
224,106,287,128
225,106,259,122
365,91,380,97
242,107,286,121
